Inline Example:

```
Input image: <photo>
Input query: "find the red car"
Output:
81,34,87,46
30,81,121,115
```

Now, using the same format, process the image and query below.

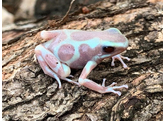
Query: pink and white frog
35,28,130,96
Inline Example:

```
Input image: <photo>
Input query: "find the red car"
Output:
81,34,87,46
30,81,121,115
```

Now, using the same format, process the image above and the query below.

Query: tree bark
2,0,163,121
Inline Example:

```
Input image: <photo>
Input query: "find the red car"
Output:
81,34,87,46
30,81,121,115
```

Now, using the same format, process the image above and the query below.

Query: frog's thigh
35,44,71,78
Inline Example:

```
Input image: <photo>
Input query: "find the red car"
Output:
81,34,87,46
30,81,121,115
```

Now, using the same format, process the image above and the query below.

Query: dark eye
102,46,115,53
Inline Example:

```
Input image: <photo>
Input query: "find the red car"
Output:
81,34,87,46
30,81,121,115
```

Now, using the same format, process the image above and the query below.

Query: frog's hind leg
35,47,62,88
35,44,79,87
35,44,69,88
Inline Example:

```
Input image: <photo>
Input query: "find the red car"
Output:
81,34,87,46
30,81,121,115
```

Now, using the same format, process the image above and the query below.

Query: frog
35,28,130,96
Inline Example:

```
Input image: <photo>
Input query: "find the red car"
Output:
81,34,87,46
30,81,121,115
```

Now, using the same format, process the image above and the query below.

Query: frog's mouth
112,47,127,55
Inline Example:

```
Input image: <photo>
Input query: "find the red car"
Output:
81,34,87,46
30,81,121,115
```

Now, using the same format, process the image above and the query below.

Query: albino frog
35,28,130,96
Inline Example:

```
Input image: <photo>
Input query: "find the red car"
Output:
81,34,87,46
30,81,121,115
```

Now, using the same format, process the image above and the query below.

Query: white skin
35,28,130,96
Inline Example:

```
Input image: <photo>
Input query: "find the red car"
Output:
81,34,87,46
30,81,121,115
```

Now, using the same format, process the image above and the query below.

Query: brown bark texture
2,0,163,121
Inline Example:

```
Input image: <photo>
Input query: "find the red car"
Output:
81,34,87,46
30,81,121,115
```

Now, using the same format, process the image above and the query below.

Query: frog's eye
102,46,115,53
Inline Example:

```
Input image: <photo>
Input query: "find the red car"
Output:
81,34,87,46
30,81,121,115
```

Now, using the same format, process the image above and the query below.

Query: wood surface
2,0,163,120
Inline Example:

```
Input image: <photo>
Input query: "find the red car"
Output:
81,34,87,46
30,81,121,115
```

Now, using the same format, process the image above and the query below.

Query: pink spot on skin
70,31,126,43
70,44,101,69
45,54,58,68
71,31,95,41
58,44,75,61
35,50,54,78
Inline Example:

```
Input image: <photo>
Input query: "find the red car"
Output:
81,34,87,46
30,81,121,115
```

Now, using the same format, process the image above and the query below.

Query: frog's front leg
35,44,80,88
78,61,128,95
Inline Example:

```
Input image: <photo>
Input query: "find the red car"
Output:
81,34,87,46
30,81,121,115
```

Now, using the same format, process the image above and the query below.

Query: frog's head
100,28,128,59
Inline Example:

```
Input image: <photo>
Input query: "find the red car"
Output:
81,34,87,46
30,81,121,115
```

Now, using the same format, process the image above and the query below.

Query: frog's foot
102,78,117,87
102,78,128,96
61,77,81,86
111,54,130,69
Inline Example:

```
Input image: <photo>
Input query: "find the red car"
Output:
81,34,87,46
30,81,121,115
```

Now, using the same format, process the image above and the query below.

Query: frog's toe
109,82,117,87
102,78,117,87
105,87,122,96
102,78,128,95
